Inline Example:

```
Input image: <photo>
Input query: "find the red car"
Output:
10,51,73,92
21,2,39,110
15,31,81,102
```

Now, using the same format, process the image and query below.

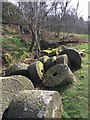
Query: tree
2,2,20,25
17,0,71,57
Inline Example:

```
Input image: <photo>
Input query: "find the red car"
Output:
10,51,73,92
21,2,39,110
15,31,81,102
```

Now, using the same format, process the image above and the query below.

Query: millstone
59,48,82,71
8,63,29,77
0,75,34,118
5,90,63,118
55,54,68,65
28,61,44,84
45,56,57,71
42,64,76,87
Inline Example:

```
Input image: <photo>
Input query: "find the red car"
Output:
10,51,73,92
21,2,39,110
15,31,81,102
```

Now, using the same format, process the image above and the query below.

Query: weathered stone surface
39,56,49,66
28,61,44,84
8,62,29,77
49,48,59,57
0,75,34,117
41,49,51,56
59,48,82,71
79,52,86,57
6,90,63,118
56,54,68,65
42,64,76,87
45,56,57,71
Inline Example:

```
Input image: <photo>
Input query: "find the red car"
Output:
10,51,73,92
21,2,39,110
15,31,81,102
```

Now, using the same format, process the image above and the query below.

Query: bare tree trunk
35,29,41,58
29,28,41,58
29,34,35,52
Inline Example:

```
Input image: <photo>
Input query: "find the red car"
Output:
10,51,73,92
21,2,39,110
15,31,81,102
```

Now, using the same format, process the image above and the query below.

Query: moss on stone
42,64,76,87
6,90,63,118
1,75,34,116
28,61,44,84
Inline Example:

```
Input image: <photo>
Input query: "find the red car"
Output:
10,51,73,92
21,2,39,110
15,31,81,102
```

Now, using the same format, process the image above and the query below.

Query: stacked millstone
1,46,82,119
3,90,63,119
0,75,34,119
39,47,82,87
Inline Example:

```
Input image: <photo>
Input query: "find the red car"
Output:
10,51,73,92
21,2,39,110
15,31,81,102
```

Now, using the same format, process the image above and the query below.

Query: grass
72,34,88,41
60,44,88,118
1,37,30,65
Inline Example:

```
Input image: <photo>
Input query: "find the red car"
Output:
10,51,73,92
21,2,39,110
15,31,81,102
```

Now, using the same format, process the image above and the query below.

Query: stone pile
0,46,84,119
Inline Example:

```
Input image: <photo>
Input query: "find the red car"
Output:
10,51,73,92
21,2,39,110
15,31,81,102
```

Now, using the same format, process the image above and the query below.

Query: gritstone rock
8,62,29,77
28,61,44,84
55,54,68,65
5,90,63,118
0,75,34,118
59,48,82,71
42,64,76,87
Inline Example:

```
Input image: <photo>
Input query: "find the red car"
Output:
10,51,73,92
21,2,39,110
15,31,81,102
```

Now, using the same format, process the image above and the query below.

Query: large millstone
28,61,44,84
42,64,76,87
0,75,34,118
55,54,68,65
59,48,82,71
5,90,63,118
7,63,29,77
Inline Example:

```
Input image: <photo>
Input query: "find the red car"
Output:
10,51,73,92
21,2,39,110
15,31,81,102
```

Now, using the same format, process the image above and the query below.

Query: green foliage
1,37,28,64
2,2,20,23
73,34,88,41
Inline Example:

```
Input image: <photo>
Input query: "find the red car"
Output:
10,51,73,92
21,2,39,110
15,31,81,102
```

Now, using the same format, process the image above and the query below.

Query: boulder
0,75,34,117
59,48,82,71
7,63,29,77
28,61,44,84
5,90,63,118
42,64,76,87
55,54,68,65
